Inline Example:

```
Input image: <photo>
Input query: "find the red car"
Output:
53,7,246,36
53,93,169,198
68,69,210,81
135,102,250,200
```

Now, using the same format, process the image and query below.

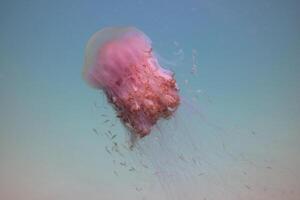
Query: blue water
1,0,299,200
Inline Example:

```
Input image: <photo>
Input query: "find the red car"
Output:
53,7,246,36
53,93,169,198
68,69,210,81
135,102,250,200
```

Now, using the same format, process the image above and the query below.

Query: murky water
1,0,299,199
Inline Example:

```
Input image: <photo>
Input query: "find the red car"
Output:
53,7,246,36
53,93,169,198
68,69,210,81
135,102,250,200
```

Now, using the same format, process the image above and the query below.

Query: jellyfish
82,27,264,200
83,27,180,138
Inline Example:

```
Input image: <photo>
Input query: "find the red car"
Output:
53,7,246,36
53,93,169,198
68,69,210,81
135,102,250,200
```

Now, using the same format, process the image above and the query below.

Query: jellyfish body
83,27,180,137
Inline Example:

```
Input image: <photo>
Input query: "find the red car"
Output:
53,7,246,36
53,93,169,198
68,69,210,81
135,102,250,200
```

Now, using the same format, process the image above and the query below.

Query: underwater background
1,0,299,199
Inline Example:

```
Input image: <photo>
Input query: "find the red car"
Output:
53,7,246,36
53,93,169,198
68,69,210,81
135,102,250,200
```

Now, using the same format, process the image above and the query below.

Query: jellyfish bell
83,27,180,138
83,27,151,88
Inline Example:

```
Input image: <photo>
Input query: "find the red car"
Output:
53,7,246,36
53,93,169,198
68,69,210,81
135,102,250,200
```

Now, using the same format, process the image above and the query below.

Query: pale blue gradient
0,0,300,200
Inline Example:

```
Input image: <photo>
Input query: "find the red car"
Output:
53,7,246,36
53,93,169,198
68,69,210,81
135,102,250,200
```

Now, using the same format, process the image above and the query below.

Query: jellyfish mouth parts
105,64,180,138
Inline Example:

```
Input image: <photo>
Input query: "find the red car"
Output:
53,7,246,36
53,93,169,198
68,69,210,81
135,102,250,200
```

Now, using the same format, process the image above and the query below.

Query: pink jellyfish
83,27,180,138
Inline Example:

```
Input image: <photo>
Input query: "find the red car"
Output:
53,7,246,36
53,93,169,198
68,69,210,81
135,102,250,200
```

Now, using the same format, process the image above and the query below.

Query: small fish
105,146,111,154
178,154,186,161
129,167,136,172
94,102,98,107
103,119,110,123
104,132,110,138
141,163,149,169
113,171,118,176
111,134,117,140
222,142,226,150
135,187,143,192
92,128,99,135
112,142,118,149
192,158,201,165
120,162,127,166
113,145,124,157
245,184,251,190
